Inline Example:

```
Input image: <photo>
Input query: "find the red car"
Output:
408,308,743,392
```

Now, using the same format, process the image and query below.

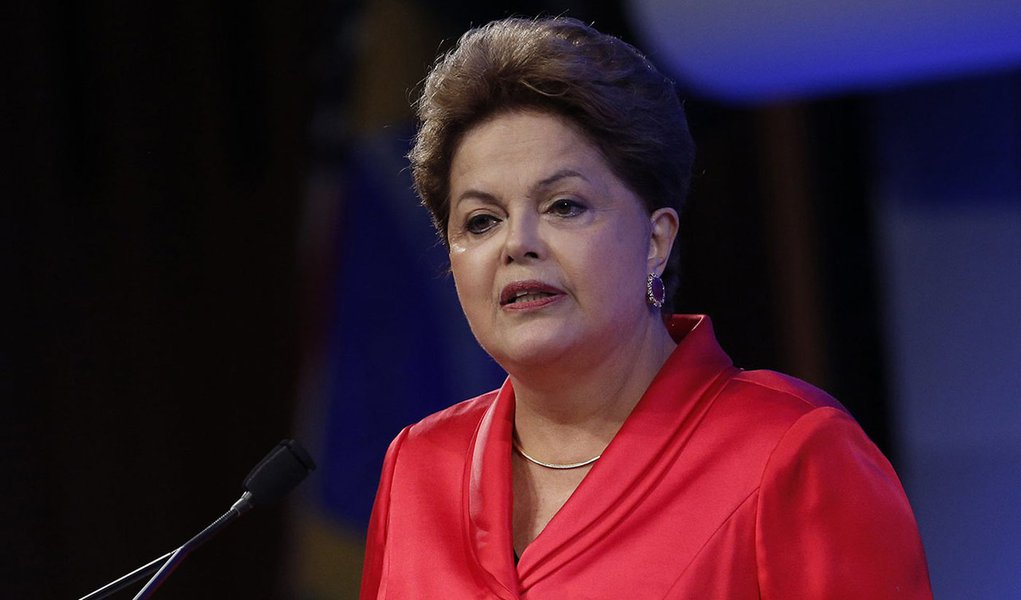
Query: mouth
499,280,564,307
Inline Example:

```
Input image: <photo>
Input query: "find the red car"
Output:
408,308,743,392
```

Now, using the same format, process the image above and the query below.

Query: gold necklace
512,439,601,470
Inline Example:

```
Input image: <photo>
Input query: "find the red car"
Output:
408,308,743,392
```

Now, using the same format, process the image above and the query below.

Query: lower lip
502,294,563,312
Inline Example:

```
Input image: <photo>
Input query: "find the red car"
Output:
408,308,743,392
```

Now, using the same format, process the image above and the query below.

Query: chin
481,328,578,373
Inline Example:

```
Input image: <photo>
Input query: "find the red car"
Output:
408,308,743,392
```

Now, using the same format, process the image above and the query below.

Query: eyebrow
534,168,588,190
452,189,499,209
453,169,589,209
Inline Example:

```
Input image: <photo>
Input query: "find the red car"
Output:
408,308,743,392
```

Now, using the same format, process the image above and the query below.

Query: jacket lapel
464,379,520,598
515,315,735,590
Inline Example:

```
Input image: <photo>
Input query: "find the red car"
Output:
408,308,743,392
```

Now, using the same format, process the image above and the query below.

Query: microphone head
242,439,316,506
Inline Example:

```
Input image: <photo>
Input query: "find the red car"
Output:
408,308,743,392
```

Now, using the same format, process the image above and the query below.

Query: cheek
582,225,651,298
449,252,489,309
611,215,655,271
589,221,647,268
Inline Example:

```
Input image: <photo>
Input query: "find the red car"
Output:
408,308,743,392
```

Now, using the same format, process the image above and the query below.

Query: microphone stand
77,439,314,600
78,493,253,600
77,550,174,600
131,493,252,599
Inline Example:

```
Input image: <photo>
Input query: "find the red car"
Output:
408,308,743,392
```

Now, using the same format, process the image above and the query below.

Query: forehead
450,110,609,183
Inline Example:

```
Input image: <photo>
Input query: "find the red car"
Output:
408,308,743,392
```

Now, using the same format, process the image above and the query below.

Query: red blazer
360,315,932,599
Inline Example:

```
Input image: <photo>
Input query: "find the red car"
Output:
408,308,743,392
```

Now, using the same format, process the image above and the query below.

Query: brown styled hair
409,16,694,305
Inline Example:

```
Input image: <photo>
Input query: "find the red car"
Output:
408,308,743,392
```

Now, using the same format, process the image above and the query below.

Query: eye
465,213,501,235
548,198,586,217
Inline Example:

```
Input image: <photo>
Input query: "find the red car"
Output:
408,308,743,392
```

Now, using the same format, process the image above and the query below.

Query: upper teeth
512,292,548,303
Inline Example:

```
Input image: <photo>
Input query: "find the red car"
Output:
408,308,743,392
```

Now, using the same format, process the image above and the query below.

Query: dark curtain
6,1,327,597
679,98,893,452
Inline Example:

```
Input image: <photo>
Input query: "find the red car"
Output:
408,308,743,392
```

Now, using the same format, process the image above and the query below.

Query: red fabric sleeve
359,426,410,600
756,407,932,599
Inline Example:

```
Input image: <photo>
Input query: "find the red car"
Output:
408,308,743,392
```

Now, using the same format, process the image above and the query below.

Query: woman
360,17,931,599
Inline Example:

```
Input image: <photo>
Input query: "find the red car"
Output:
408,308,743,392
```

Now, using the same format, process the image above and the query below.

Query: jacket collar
464,315,735,596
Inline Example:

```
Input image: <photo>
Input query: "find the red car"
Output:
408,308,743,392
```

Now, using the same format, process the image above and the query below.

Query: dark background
7,1,322,596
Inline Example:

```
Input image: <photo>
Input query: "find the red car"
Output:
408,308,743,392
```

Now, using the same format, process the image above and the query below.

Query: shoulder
743,375,931,597
717,370,900,500
411,389,498,437
687,368,867,480
389,389,500,461
713,368,853,435
729,368,846,414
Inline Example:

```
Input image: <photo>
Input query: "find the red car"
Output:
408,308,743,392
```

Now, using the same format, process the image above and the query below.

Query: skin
446,109,680,556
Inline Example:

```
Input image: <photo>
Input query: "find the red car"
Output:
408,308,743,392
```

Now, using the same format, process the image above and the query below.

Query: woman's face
447,110,675,373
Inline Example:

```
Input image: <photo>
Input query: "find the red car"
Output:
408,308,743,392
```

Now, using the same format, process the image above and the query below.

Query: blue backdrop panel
320,131,505,528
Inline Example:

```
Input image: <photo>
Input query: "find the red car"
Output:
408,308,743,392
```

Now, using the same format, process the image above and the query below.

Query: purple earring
646,273,665,308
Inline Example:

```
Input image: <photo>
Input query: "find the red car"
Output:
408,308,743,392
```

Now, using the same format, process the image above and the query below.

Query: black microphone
79,439,316,600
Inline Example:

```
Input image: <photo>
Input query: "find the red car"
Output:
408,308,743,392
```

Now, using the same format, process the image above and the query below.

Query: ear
647,207,679,274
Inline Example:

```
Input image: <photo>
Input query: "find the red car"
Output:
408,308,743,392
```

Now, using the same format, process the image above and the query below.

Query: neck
508,314,676,464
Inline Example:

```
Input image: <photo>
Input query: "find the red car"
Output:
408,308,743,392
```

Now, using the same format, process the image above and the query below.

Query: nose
502,211,544,264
